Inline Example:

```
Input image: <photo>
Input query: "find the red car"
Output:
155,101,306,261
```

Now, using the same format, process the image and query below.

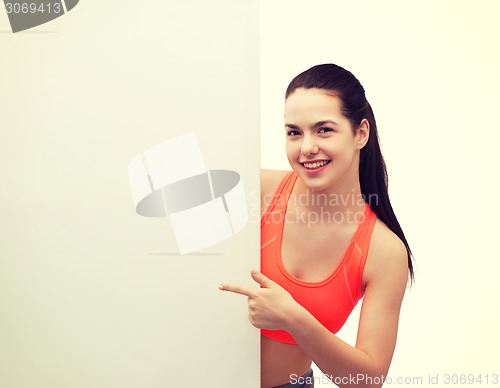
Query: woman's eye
287,130,301,136
318,127,333,133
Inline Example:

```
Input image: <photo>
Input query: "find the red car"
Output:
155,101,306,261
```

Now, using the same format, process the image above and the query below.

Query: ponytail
360,103,414,282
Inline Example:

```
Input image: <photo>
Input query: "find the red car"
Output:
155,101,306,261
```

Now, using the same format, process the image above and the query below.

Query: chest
280,215,358,283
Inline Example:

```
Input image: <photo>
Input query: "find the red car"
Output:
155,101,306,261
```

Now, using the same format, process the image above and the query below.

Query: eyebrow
285,120,339,129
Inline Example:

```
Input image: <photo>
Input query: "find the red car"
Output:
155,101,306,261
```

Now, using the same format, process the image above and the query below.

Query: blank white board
0,1,260,387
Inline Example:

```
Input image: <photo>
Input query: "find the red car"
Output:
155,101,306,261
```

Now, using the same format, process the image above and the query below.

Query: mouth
300,160,331,170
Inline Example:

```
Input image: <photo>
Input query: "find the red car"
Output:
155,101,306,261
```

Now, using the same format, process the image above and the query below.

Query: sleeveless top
261,171,377,344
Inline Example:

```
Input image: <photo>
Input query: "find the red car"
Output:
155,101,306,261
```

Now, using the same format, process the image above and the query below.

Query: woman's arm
286,232,408,387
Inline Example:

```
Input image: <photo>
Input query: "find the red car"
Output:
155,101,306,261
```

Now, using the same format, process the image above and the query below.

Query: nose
301,134,319,156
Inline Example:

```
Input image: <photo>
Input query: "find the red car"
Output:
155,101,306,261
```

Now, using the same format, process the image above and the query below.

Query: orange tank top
261,171,377,344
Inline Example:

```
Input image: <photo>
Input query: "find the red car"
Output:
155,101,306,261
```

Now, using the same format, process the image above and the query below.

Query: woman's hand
219,270,305,331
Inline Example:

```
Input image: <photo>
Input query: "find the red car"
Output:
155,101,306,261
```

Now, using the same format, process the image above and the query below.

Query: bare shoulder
260,169,289,216
261,169,289,196
363,219,409,290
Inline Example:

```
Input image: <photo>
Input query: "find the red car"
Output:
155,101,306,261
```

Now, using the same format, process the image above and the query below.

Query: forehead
284,88,346,123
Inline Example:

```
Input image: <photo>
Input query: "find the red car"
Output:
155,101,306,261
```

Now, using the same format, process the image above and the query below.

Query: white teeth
303,160,329,169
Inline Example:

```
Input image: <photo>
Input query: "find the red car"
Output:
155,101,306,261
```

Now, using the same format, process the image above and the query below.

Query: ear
355,119,370,150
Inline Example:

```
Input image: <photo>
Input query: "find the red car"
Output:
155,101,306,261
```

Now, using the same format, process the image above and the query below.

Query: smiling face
284,87,369,194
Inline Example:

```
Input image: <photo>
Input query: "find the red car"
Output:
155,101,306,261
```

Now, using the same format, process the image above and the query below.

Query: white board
0,1,260,387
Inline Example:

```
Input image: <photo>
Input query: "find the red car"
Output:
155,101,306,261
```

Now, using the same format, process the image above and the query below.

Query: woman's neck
292,176,366,221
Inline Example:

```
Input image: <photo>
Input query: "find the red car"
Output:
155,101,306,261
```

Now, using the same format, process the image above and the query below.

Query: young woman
220,64,414,388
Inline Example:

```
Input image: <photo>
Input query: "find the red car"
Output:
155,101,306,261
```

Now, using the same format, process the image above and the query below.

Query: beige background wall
0,1,259,387
260,1,500,386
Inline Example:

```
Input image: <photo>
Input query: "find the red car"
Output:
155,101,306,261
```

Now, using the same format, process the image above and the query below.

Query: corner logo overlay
128,133,248,255
4,0,79,33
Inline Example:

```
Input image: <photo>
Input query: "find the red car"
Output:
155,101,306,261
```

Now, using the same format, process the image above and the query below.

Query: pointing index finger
219,283,254,297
